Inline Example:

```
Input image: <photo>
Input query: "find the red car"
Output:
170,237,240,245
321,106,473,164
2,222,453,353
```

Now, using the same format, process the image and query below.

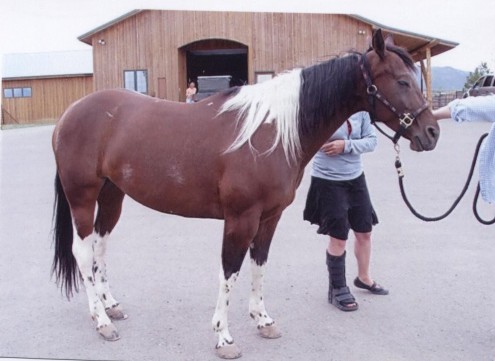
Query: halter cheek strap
359,54,429,145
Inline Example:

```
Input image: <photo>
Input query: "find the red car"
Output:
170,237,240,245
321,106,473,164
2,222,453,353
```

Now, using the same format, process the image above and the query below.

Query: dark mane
298,44,416,138
298,53,361,137
386,44,416,71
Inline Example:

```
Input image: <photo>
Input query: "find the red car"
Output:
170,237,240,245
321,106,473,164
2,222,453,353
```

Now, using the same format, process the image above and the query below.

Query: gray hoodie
310,111,377,181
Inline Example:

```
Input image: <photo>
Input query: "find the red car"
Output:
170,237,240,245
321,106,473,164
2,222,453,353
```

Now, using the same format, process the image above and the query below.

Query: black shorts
303,173,378,240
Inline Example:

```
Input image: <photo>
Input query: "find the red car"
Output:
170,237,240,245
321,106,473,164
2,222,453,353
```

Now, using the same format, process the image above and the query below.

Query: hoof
215,343,242,359
258,324,282,339
106,304,128,320
97,323,120,341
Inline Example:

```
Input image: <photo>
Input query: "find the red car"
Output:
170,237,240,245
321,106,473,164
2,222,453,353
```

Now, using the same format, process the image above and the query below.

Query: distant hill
417,66,469,92
431,66,469,92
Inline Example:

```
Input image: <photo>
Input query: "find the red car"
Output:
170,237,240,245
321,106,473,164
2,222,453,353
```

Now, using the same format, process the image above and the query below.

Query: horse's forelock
386,44,416,72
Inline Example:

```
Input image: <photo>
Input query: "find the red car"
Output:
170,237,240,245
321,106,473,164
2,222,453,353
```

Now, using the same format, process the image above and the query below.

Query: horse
51,29,439,359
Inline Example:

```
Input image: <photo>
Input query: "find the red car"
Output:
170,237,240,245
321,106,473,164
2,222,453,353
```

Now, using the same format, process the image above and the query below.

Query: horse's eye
398,80,410,87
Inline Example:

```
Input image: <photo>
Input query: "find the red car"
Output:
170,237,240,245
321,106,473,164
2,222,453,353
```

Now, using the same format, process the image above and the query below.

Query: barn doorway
186,49,248,87
179,39,248,101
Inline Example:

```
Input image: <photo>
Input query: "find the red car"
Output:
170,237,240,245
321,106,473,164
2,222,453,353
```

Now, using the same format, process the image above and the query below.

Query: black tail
52,173,79,299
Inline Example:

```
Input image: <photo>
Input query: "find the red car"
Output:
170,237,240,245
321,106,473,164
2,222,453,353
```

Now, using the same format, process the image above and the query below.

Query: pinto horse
52,30,439,359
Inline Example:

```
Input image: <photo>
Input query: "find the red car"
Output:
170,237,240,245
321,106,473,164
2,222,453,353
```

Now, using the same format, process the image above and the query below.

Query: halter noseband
359,53,429,144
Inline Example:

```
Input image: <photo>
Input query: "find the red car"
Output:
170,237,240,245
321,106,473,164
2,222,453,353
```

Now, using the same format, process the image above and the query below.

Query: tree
464,62,492,90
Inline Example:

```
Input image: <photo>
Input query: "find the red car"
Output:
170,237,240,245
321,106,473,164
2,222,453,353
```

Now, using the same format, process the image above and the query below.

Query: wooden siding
2,75,93,126
90,10,372,102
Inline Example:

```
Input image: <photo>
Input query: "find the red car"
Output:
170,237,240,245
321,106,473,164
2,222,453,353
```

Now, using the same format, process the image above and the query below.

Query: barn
1,51,93,127
1,10,457,127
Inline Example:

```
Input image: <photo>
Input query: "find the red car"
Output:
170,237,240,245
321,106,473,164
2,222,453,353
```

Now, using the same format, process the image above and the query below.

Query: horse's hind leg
249,215,282,339
68,182,120,341
93,180,126,321
213,210,260,359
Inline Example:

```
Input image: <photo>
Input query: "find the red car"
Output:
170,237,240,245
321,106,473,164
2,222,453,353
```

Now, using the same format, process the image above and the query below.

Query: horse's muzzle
411,125,439,151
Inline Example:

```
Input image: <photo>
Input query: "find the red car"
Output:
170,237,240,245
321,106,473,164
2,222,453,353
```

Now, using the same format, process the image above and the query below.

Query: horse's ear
372,29,386,59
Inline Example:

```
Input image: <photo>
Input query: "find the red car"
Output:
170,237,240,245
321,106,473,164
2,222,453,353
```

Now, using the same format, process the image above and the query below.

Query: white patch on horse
249,259,274,329
72,230,113,330
121,164,133,182
212,269,240,348
93,233,121,311
167,163,185,184
105,111,114,118
219,69,302,164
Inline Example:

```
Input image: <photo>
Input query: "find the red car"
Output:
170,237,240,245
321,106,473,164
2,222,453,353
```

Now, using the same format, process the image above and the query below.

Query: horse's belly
115,178,224,220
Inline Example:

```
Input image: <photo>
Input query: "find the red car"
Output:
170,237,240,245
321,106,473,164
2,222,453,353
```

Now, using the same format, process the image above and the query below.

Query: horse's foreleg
213,268,242,357
212,212,260,359
249,215,282,339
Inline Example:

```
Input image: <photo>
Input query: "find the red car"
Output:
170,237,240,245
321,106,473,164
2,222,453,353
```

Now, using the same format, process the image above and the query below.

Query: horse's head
361,29,439,151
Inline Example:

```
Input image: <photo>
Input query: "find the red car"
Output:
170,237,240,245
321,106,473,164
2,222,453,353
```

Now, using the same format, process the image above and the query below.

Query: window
3,88,13,98
3,87,32,98
13,88,23,97
22,87,32,97
124,70,148,94
483,76,494,87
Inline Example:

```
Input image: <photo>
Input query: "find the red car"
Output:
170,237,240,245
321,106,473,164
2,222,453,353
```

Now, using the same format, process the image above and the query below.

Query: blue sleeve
449,95,495,123
344,112,377,154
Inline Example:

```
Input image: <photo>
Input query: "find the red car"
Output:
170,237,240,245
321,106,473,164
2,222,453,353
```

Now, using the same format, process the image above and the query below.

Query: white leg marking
212,268,239,349
72,231,112,328
72,230,119,340
93,233,127,320
249,259,281,339
249,259,274,328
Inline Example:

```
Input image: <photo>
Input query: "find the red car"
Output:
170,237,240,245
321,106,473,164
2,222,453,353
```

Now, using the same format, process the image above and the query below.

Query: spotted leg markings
249,259,281,339
92,233,128,320
72,230,119,340
212,269,242,358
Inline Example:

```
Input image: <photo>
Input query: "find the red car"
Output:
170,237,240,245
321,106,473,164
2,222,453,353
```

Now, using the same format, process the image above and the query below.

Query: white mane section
220,69,303,163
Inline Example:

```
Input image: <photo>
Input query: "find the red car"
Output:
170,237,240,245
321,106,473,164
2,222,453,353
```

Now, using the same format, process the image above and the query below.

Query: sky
1,0,494,73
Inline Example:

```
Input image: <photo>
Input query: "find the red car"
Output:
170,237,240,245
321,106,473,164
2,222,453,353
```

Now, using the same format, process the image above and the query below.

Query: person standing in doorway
186,81,197,103
303,111,389,312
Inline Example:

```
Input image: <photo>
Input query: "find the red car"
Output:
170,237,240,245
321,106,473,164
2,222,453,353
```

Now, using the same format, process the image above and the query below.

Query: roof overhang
348,15,458,61
78,9,144,45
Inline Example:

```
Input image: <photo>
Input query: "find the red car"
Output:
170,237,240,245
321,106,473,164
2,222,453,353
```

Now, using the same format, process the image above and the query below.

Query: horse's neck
298,108,362,168
297,56,367,168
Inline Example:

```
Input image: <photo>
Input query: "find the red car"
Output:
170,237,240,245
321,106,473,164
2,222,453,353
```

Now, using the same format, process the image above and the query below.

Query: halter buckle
366,85,378,95
399,113,414,128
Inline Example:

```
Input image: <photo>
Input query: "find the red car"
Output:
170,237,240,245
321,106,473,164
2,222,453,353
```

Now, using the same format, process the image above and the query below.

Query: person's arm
343,112,377,154
432,105,452,120
434,95,495,123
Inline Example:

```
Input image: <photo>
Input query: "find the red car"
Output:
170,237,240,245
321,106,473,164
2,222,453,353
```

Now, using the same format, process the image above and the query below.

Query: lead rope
395,133,495,224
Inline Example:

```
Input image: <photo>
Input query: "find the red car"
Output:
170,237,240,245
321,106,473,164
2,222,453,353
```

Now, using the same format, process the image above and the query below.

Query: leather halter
359,53,429,144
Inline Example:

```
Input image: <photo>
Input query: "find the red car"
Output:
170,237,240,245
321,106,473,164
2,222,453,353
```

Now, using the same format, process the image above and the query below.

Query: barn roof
348,15,458,60
2,50,93,80
78,10,458,61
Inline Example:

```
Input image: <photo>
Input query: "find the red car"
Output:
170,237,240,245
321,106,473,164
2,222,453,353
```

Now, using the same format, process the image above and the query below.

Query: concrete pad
0,121,493,361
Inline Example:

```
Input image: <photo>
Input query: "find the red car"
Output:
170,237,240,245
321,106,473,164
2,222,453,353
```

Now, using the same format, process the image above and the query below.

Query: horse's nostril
427,126,438,139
